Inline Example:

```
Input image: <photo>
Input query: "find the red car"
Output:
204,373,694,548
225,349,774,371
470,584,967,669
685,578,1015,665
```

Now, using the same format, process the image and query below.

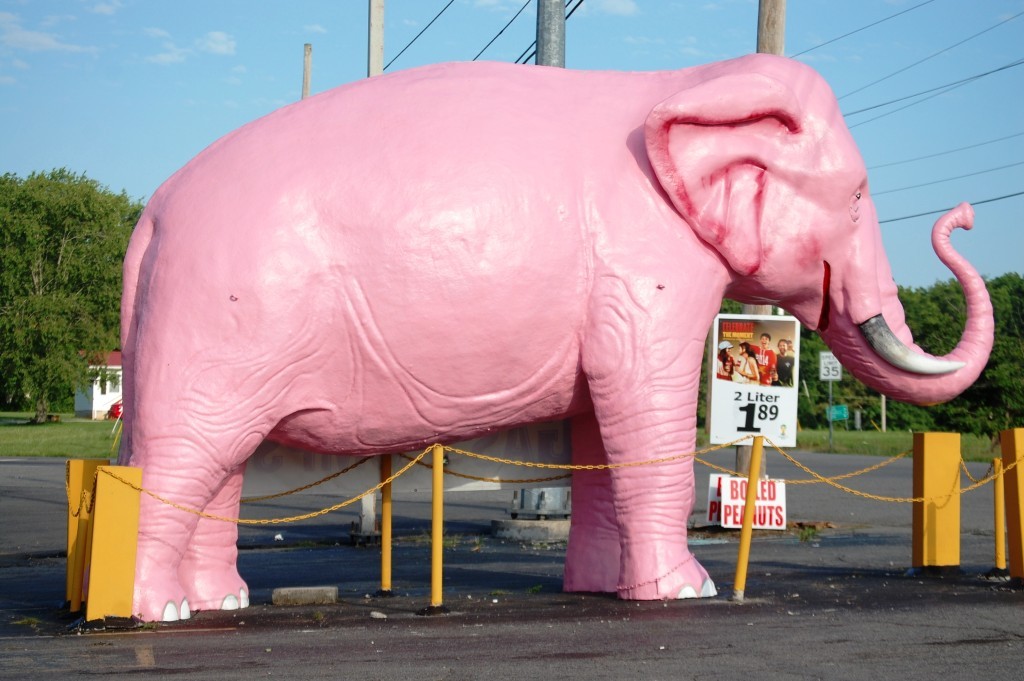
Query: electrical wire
868,132,1024,170
473,0,532,61
789,0,938,59
873,161,1024,196
879,190,1024,224
837,9,1024,100
843,58,1024,117
383,0,456,72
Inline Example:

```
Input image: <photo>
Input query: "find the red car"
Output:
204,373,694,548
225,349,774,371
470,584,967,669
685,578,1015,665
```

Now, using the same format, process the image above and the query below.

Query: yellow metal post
379,454,393,596
993,458,1007,572
1001,428,1024,579
419,443,449,615
911,432,961,572
66,459,105,611
732,436,764,602
85,466,141,621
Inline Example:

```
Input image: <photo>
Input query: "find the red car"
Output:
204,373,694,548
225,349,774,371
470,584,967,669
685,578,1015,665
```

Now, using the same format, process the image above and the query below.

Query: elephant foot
133,581,192,622
181,566,250,613
617,552,717,601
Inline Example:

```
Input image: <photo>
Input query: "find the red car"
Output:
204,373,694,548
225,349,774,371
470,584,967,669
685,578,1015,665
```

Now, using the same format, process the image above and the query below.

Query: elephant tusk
859,315,965,375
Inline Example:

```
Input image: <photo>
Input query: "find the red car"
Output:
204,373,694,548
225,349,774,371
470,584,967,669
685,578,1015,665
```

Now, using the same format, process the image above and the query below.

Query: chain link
82,435,1024,524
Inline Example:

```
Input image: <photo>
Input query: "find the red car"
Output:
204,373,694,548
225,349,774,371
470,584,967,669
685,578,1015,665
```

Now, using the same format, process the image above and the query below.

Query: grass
0,412,120,459
0,411,1002,462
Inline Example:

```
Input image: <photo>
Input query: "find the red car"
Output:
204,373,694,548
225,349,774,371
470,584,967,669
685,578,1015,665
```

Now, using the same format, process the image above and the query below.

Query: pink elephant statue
119,53,993,621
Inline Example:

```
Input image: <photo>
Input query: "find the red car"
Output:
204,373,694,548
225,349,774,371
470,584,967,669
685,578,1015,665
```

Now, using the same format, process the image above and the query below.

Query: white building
74,351,123,420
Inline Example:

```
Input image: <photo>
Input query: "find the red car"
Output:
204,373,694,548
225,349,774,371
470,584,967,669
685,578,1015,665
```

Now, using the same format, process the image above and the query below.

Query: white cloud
143,27,171,39
196,31,236,55
0,11,94,53
92,1,123,16
304,24,328,34
0,74,15,85
593,0,639,16
147,43,189,64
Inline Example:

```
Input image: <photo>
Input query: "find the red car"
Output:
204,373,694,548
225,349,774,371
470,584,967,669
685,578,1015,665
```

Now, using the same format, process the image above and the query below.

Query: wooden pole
301,43,312,99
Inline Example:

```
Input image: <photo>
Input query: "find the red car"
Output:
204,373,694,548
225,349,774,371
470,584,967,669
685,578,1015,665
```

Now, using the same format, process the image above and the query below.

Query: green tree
0,170,142,422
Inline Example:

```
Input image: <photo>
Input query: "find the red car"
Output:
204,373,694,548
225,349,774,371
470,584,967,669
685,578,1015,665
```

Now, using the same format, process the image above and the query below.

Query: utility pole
536,0,565,67
301,43,312,99
368,0,385,77
735,0,786,479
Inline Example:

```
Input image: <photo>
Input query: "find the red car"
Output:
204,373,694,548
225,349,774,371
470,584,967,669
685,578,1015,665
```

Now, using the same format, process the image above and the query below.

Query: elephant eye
855,191,862,200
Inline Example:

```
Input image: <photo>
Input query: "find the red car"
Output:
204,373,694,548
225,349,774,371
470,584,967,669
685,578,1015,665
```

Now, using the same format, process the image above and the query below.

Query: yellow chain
442,435,755,471
765,438,1024,503
65,468,98,518
85,435,1024,524
240,456,373,503
396,452,571,484
96,447,429,525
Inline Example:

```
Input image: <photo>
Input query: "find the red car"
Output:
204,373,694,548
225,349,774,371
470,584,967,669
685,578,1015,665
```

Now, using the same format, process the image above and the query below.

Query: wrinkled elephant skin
119,55,992,621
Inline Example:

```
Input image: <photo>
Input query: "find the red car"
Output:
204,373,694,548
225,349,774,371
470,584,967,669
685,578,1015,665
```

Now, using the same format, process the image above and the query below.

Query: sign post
819,352,842,452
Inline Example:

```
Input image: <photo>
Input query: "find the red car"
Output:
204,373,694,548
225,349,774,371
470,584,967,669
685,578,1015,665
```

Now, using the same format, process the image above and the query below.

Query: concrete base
271,586,338,606
491,519,570,543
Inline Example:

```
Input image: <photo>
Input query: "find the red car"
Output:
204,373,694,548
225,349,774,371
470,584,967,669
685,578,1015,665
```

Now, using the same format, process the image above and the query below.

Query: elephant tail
117,208,156,464
120,208,155,350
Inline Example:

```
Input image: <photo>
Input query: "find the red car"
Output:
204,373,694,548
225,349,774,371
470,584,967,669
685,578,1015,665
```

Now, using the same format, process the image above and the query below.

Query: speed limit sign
819,352,842,381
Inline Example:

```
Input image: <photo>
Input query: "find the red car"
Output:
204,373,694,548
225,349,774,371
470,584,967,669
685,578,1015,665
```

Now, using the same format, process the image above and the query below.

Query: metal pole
535,0,565,67
994,458,1007,572
301,43,312,99
368,0,384,77
828,380,834,453
378,454,394,596
732,436,765,601
420,443,449,615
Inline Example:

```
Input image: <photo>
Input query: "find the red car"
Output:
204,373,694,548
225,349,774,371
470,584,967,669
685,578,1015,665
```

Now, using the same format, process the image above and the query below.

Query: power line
473,0,532,61
879,190,1024,224
873,160,1024,196
383,0,456,72
843,58,1024,117
789,0,937,59
868,132,1024,170
837,9,1024,101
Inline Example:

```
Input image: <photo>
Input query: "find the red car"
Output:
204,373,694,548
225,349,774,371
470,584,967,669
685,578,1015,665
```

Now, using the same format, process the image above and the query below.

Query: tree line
1,170,1021,437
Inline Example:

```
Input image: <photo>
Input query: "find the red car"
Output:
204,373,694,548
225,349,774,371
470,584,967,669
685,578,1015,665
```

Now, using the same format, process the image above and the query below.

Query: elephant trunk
822,203,993,406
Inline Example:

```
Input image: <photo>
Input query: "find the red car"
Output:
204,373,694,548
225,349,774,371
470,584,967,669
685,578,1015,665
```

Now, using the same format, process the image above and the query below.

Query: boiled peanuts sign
706,473,788,530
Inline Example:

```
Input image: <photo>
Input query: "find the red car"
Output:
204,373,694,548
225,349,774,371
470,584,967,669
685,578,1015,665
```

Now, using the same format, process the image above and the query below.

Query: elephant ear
644,72,803,276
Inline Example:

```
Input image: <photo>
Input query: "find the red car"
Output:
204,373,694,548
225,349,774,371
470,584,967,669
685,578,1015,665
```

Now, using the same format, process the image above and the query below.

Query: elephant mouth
817,261,831,332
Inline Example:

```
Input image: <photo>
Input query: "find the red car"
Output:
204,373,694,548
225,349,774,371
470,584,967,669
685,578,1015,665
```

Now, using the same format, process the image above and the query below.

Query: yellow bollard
1001,428,1024,580
911,432,961,573
66,459,105,611
419,443,449,615
993,458,1007,572
378,454,394,596
85,466,141,622
732,436,764,602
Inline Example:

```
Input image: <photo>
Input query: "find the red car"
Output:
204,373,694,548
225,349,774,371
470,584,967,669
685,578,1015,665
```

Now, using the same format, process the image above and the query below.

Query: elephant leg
564,412,620,593
582,279,718,601
130,426,264,622
178,462,249,612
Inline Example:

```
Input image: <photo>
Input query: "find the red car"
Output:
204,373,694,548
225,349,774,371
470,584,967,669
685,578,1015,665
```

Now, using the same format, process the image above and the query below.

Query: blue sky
1,0,1021,288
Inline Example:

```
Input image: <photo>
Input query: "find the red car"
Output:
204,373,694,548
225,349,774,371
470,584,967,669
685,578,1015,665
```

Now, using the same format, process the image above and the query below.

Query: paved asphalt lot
1,447,1022,680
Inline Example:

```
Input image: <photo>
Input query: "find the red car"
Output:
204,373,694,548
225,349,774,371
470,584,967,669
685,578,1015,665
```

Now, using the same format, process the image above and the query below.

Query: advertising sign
708,314,800,447
706,473,788,530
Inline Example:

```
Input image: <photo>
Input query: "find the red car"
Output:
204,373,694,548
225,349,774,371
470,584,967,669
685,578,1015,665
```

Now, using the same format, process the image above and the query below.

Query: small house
74,351,123,420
